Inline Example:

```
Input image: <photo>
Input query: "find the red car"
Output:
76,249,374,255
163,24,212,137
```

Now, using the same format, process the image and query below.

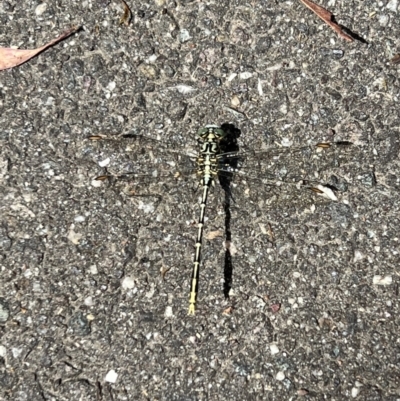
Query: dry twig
300,0,353,42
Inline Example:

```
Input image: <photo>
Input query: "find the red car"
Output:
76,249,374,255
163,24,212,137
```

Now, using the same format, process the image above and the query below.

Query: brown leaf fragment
222,306,234,315
271,303,281,313
161,265,171,280
205,230,223,240
267,222,275,242
300,0,353,42
298,388,309,396
0,26,80,71
391,54,400,65
119,0,132,26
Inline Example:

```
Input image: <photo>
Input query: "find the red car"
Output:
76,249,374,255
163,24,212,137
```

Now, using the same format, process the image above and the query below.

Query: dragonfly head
197,125,226,141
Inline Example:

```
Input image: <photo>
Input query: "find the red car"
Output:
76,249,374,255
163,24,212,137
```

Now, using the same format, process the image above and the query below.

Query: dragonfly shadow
218,123,242,305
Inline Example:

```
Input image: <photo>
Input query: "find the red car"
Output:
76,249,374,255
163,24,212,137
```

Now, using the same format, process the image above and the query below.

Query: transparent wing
88,134,197,184
88,133,355,206
216,141,354,199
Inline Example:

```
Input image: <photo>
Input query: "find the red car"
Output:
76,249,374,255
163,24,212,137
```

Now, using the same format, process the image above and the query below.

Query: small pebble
98,158,110,167
89,265,98,274
68,312,91,336
84,297,94,306
179,29,191,43
373,275,392,286
378,14,389,26
315,185,338,201
387,0,398,12
107,82,116,91
67,225,82,245
105,369,118,383
165,306,173,318
0,298,10,324
175,85,196,95
276,371,285,381
231,95,240,107
12,348,23,358
239,71,253,80
121,277,135,290
35,3,47,15
91,179,103,188
353,250,364,263
270,344,279,355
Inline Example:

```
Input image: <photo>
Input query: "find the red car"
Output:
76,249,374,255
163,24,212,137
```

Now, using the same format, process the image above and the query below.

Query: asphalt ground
1,1,400,400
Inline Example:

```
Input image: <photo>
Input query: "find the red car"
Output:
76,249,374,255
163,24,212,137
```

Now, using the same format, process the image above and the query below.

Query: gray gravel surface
1,0,400,400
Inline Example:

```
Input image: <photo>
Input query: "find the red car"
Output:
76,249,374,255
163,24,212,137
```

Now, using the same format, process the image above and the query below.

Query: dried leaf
270,303,281,313
298,389,309,396
222,306,234,315
0,26,80,71
175,84,196,94
205,230,223,240
313,184,338,201
160,265,172,280
391,54,400,65
300,0,353,42
119,0,132,26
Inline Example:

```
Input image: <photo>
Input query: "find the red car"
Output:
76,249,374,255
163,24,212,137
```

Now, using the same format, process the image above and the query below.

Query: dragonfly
88,124,352,315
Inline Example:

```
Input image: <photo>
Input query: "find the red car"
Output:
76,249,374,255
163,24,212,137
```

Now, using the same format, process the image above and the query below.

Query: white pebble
227,241,238,256
148,54,158,63
67,225,82,245
281,138,293,147
84,297,94,306
353,250,363,263
98,158,110,167
231,95,240,107
179,29,191,43
89,265,98,274
351,387,360,397
279,103,288,114
91,179,103,188
105,369,118,383
315,185,338,201
175,85,196,94
138,201,155,214
0,345,6,358
12,348,23,358
258,79,263,96
239,71,253,80
165,306,174,318
45,96,55,106
387,0,398,12
35,3,47,15
107,82,116,91
373,275,392,286
276,371,285,381
378,14,389,26
121,276,135,290
270,344,279,355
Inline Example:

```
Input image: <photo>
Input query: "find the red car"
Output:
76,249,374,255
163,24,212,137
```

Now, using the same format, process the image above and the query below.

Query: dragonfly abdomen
188,125,226,315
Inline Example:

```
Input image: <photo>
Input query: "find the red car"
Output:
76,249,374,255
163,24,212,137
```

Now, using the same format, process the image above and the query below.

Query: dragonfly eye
214,128,226,138
197,127,209,136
